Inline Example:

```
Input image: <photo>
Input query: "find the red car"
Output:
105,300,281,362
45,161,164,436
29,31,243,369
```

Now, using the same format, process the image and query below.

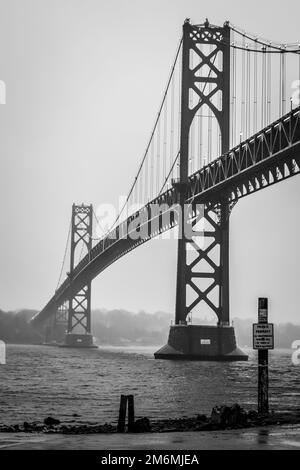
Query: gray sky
0,0,299,323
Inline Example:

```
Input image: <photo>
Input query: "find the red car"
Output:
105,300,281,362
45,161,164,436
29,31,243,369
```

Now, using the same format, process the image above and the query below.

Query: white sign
0,341,6,364
200,339,211,345
253,324,274,350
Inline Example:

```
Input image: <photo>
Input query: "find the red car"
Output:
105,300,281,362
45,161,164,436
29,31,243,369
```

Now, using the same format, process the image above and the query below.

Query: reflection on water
0,345,299,425
256,429,270,445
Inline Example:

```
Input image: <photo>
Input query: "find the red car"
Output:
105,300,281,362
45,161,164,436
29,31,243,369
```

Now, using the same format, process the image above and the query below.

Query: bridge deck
32,107,300,325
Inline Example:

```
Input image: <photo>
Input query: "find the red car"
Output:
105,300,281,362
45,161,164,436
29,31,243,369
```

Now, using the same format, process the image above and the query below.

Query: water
0,345,299,426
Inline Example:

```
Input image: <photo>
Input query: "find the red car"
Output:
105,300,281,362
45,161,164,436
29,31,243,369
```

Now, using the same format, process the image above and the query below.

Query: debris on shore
1,405,300,435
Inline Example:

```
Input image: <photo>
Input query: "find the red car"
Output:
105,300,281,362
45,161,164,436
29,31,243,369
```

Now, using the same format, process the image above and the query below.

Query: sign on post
253,298,274,415
253,324,274,350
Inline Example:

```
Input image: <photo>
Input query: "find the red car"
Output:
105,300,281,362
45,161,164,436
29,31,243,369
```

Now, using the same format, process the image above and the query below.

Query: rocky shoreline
1,405,300,435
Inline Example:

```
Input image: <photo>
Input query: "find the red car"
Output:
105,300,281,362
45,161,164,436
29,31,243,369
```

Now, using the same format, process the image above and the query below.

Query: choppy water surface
0,345,299,425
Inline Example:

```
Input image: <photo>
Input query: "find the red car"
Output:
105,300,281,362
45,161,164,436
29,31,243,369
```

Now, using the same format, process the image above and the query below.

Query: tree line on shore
0,307,299,348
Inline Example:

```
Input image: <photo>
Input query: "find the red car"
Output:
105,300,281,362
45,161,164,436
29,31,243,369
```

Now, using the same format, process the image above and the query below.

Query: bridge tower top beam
179,18,231,185
70,203,93,274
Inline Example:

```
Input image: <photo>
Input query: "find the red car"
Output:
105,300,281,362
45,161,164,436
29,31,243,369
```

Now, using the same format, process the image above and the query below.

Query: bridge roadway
32,106,300,326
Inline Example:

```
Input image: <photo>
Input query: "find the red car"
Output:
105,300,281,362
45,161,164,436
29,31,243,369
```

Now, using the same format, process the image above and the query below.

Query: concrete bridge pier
154,325,247,361
62,332,95,348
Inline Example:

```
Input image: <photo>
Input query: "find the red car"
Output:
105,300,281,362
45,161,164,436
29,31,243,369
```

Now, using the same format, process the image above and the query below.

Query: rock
102,423,115,433
132,417,151,433
196,414,208,423
2,425,16,433
44,416,61,426
23,422,42,432
227,404,248,427
210,405,248,429
210,406,223,426
247,410,258,420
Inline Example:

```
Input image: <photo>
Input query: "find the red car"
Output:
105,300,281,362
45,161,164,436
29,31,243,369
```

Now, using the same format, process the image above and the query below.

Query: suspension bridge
31,19,300,360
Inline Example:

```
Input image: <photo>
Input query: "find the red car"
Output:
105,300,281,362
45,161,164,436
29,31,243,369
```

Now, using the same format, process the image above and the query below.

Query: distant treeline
92,309,172,346
0,309,41,344
0,308,300,348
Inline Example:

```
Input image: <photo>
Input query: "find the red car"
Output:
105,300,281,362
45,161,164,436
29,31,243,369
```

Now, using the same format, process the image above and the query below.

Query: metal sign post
253,298,274,415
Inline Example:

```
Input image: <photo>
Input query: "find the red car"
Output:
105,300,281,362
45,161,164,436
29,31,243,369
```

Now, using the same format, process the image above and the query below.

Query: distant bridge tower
64,203,95,348
46,304,68,344
155,19,247,360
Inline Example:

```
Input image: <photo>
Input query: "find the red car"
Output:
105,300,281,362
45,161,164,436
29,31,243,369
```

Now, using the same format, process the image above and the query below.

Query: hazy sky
0,0,299,323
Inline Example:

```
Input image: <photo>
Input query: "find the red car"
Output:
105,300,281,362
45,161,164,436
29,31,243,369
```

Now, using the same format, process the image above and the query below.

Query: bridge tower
155,19,248,360
63,203,96,348
44,304,68,345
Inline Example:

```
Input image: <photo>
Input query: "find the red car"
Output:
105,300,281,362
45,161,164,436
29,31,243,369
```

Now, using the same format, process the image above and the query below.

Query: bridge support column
64,283,95,348
61,204,96,348
154,19,247,361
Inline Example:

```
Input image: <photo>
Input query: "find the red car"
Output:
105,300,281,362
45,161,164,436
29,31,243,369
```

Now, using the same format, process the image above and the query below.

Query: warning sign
253,324,274,350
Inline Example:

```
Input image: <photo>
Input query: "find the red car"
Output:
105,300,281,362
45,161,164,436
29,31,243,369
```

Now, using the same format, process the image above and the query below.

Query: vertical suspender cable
279,49,282,116
231,34,236,147
246,44,250,138
241,34,246,140
267,45,271,124
208,93,212,162
299,45,300,95
144,143,148,203
283,48,286,114
129,183,133,211
234,42,237,146
56,220,72,290
170,72,175,180
218,47,222,154
254,40,258,133
280,47,286,115
177,49,182,179
156,118,161,194
139,165,143,206
262,46,266,127
298,45,300,111
198,108,202,168
150,138,154,200
163,95,168,183
297,45,300,111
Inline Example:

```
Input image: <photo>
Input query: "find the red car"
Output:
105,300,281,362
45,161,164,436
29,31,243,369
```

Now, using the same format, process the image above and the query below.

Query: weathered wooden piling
117,394,135,433
127,395,135,432
117,394,127,433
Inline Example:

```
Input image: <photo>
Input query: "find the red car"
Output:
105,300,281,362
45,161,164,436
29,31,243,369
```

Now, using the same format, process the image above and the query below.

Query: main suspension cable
56,219,72,290
158,151,180,196
107,36,183,233
229,23,300,53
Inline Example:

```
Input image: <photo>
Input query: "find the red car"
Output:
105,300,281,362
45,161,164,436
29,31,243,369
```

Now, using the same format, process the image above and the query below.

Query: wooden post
258,298,269,415
117,394,135,433
117,395,127,433
127,395,135,432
